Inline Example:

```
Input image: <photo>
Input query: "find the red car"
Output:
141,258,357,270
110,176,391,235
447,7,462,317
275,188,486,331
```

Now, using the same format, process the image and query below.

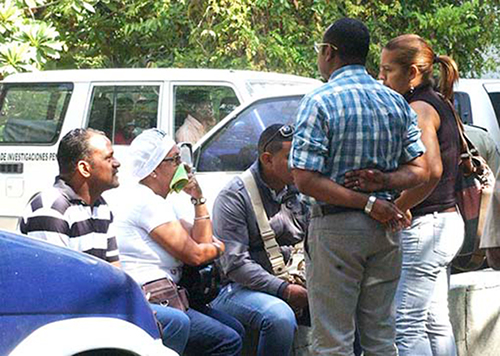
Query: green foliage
1,0,500,79
0,0,88,78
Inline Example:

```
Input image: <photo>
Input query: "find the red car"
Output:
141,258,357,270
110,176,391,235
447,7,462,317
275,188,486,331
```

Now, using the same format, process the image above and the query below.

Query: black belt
311,204,360,218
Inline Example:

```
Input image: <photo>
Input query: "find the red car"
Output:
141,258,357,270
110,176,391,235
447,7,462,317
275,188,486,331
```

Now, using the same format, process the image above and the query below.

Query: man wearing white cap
112,128,243,356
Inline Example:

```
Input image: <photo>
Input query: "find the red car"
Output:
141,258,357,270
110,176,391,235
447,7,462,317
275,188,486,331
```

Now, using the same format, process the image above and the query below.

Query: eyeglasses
314,42,338,54
162,154,182,165
153,128,168,137
261,125,295,153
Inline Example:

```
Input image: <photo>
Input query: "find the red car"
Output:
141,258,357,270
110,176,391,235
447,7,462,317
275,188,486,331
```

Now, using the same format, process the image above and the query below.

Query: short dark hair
185,90,210,105
323,18,370,65
57,128,102,178
258,124,293,156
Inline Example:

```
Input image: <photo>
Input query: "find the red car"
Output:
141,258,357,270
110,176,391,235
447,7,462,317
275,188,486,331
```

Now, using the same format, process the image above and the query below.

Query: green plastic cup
170,164,189,193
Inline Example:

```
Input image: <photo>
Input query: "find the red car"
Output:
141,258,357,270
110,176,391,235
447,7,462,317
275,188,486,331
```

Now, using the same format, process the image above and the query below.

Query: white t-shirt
113,183,184,285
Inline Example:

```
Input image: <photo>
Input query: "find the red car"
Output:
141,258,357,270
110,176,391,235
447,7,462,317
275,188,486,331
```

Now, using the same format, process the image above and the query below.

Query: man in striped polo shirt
20,128,121,266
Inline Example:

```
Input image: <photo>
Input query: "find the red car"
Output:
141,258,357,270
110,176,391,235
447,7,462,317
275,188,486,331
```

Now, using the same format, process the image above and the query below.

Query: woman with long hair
381,34,463,356
348,34,463,355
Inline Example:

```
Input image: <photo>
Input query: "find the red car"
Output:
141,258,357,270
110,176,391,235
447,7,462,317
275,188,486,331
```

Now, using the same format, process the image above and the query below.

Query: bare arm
395,101,442,211
293,169,371,209
150,220,223,266
292,168,407,224
344,155,428,192
343,101,438,212
181,172,213,244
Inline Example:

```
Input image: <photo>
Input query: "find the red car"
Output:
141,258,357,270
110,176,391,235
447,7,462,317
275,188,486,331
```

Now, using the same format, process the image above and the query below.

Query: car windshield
194,95,303,172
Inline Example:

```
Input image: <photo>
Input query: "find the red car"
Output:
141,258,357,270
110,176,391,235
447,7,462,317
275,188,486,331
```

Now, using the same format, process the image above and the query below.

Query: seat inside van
3,119,59,143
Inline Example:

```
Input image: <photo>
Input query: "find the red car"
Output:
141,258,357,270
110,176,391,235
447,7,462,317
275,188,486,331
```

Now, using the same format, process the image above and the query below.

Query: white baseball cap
129,128,176,181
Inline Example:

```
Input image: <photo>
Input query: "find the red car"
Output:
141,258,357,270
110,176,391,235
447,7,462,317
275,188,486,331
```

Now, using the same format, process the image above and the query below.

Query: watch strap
364,195,377,214
191,197,206,206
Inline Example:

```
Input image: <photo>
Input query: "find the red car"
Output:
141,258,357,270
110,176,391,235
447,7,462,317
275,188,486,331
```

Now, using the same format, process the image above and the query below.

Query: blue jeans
395,211,464,356
151,303,243,356
185,305,243,356
212,283,297,356
150,303,190,354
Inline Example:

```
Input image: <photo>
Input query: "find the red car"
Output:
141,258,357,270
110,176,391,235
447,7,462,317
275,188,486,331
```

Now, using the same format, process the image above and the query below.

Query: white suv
0,68,320,230
455,79,500,142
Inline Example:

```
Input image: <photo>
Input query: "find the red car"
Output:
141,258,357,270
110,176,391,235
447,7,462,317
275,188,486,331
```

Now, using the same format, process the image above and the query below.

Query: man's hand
369,199,410,231
182,169,203,199
383,209,412,232
344,169,388,192
284,284,308,310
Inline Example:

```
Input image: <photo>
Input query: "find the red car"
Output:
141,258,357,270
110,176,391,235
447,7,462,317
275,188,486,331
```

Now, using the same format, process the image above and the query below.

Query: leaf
25,0,38,9
82,2,96,13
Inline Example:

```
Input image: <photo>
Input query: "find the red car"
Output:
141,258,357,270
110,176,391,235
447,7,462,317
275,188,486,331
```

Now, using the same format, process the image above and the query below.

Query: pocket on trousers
432,215,453,258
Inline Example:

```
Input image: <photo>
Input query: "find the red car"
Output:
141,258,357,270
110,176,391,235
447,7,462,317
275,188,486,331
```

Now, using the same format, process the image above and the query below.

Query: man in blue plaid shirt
291,18,428,355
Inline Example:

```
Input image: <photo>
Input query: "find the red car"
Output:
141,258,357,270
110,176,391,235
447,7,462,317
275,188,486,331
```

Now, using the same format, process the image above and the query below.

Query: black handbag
179,262,221,308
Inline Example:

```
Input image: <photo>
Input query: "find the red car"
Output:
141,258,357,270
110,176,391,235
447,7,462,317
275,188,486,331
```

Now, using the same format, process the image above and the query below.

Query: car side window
194,96,302,172
0,83,72,144
173,86,239,145
87,86,159,145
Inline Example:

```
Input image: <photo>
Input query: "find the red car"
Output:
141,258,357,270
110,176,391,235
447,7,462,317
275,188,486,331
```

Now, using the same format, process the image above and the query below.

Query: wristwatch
191,197,207,206
364,195,377,214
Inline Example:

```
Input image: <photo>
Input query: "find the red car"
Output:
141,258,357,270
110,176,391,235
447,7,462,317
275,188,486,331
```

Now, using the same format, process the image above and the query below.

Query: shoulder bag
240,170,306,287
142,278,189,312
448,99,495,272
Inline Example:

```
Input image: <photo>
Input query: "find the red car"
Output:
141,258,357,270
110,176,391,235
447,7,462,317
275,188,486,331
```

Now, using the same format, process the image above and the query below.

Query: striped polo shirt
19,177,119,263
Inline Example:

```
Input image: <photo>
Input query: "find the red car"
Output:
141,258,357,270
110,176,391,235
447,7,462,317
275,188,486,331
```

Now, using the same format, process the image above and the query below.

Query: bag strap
240,170,289,278
442,95,480,175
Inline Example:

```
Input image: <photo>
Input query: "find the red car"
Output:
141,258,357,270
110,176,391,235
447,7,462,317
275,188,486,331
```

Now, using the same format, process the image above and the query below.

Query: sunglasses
162,154,182,165
262,125,295,153
314,42,338,54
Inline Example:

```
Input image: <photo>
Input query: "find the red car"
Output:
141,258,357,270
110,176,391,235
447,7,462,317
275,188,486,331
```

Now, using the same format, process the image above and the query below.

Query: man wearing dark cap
291,18,428,355
211,124,309,356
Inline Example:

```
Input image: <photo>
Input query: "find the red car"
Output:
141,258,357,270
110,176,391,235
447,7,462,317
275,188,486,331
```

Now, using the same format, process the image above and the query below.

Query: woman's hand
344,169,388,192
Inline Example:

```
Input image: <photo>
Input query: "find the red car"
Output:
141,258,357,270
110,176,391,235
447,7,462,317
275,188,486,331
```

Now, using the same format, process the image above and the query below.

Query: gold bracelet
194,214,210,221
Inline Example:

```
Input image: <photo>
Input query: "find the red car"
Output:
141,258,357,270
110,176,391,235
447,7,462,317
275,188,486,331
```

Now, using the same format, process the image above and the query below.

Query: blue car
0,229,176,356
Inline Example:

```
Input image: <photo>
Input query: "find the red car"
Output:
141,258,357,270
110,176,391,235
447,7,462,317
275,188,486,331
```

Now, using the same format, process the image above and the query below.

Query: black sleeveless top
404,84,460,216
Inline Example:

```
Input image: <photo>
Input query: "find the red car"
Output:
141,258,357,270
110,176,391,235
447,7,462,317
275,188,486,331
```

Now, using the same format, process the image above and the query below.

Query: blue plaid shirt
291,65,425,201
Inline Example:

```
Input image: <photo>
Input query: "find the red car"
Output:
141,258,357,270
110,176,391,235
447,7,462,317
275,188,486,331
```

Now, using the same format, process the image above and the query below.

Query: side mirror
179,142,193,169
